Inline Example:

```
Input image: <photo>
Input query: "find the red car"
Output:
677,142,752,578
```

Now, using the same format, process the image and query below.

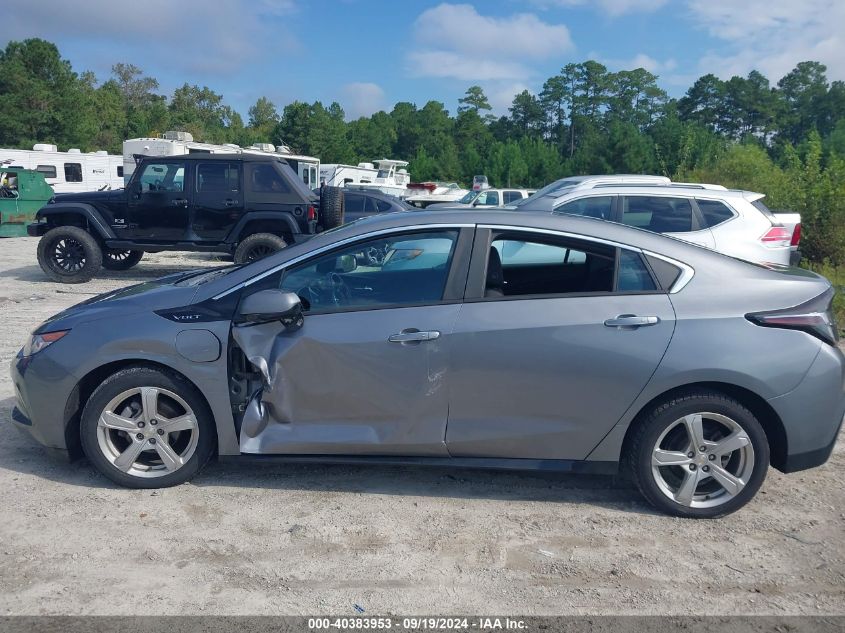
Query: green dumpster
0,168,54,237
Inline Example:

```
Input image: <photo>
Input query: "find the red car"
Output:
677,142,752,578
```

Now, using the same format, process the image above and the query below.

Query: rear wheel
102,249,144,271
628,389,769,518
36,226,102,283
80,366,216,489
233,232,287,264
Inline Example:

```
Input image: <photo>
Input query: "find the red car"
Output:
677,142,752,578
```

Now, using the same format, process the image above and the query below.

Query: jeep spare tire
234,233,287,264
37,226,103,283
320,186,345,230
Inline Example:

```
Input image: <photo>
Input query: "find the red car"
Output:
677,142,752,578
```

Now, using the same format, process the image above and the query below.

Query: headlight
22,330,69,356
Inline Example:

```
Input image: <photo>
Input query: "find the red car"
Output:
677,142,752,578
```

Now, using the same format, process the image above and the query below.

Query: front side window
622,196,693,233
475,190,500,206
64,163,82,183
697,199,735,227
458,191,479,204
197,163,240,193
138,162,185,193
280,230,459,313
555,195,613,220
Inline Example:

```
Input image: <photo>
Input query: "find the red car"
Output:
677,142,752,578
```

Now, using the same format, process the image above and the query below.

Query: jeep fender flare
36,203,116,240
227,211,301,244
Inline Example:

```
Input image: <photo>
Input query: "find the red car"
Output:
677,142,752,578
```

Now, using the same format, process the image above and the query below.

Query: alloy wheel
51,237,87,272
96,386,199,478
650,412,755,509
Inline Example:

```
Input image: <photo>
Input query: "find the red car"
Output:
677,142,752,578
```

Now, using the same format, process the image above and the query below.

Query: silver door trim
212,223,475,300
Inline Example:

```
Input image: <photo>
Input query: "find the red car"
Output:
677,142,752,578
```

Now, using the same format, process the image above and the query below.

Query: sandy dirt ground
0,236,843,616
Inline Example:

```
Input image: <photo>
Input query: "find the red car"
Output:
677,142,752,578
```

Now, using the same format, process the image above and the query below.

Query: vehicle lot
0,236,843,616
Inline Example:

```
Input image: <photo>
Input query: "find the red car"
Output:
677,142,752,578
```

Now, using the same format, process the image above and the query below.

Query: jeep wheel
102,249,144,271
233,233,287,264
320,186,345,229
37,226,103,284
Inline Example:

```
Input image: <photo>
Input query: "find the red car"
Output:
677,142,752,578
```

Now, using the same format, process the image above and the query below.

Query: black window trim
465,225,663,303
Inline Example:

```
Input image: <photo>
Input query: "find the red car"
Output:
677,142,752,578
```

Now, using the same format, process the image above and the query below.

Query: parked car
428,188,534,209
11,210,843,518
513,176,801,266
26,153,346,282
342,187,412,222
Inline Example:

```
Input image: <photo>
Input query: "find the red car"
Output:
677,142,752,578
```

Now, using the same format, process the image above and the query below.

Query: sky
3,0,844,121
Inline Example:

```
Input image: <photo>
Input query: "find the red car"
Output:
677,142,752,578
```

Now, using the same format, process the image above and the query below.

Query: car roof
141,153,282,163
554,185,762,200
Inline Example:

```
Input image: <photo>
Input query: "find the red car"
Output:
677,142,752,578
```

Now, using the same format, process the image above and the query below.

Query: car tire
233,233,287,264
80,366,216,489
628,389,769,518
36,226,103,284
102,249,144,271
320,186,345,229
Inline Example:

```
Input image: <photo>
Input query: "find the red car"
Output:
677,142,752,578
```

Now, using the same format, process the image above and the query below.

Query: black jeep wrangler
27,153,345,283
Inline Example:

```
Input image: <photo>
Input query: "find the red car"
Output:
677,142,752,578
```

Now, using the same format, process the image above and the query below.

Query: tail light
746,288,839,345
307,205,316,222
760,226,791,247
791,223,801,246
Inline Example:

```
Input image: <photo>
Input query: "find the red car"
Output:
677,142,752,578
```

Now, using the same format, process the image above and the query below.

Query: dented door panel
232,304,461,455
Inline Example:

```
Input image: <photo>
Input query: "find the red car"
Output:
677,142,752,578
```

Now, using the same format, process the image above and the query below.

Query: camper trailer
123,132,320,189
0,144,124,193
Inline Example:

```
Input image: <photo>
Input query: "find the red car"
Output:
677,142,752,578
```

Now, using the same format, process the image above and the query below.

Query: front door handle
603,314,660,328
224,199,238,207
388,329,441,343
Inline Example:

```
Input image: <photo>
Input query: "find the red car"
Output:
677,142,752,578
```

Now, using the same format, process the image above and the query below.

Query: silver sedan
11,210,844,518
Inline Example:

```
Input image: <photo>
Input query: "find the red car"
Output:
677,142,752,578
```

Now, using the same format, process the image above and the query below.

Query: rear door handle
171,198,189,207
388,329,441,343
603,314,660,328
224,199,238,207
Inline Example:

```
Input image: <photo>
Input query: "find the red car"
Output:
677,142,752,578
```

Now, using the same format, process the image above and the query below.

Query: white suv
512,177,801,266
428,187,534,209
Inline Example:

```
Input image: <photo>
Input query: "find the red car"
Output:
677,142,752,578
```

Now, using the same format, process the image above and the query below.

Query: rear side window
344,193,364,215
503,190,523,204
555,196,613,220
375,198,393,212
36,165,57,179
196,163,240,193
64,163,82,183
697,199,735,227
622,196,693,233
248,163,290,194
617,250,657,292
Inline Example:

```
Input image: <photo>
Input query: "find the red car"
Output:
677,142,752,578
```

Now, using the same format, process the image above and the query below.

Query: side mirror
236,289,303,329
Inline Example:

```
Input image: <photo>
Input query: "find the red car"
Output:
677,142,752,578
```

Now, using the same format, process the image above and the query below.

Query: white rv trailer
0,144,124,193
319,159,410,197
123,132,320,189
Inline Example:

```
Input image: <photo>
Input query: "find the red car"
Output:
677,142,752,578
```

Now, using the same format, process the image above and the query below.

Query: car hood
34,270,215,333
52,189,124,205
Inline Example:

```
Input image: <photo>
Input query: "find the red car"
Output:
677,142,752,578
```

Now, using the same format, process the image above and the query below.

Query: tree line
1,38,845,265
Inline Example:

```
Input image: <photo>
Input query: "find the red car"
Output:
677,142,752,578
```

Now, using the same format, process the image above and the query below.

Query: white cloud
408,3,573,82
533,0,668,17
0,0,299,76
599,53,678,74
488,82,533,114
341,82,386,119
687,0,845,82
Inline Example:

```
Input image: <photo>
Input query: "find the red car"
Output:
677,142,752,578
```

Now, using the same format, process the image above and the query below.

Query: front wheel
80,366,216,489
36,226,103,283
628,389,769,518
102,249,144,271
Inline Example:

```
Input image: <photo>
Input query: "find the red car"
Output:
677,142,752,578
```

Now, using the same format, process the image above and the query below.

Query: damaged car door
231,227,472,456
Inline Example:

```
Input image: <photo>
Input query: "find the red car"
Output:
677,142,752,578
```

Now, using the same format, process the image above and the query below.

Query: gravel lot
0,236,843,616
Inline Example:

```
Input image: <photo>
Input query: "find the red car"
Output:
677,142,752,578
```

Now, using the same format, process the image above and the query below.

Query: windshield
458,191,479,204
512,178,582,207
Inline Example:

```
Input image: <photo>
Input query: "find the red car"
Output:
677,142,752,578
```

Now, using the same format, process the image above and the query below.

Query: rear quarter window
697,199,735,227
